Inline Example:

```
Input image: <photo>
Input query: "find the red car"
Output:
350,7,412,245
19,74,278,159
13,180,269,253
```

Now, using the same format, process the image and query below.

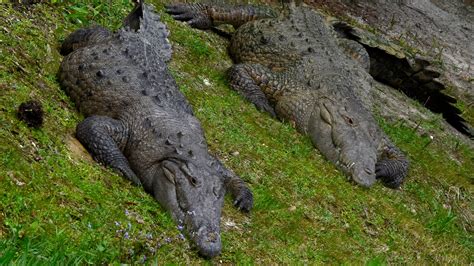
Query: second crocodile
167,2,409,188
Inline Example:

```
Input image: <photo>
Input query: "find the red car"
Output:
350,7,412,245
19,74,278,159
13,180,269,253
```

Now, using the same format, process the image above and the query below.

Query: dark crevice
366,46,472,138
333,23,472,138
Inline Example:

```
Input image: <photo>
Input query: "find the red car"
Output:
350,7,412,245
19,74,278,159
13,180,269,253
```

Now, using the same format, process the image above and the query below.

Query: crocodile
167,2,409,188
58,1,252,258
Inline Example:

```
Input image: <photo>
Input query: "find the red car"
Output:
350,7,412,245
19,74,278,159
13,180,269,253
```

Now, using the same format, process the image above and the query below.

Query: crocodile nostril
207,231,218,242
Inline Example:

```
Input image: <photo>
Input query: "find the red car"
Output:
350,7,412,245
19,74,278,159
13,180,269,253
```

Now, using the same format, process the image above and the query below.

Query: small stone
9,172,25,186
231,151,240,156
288,206,297,212
224,220,237,228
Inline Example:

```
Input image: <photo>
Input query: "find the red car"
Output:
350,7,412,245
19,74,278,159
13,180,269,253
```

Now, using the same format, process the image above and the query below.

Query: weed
63,1,133,29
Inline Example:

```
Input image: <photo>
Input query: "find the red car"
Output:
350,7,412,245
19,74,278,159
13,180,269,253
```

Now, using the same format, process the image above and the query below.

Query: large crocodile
167,2,409,188
58,1,252,258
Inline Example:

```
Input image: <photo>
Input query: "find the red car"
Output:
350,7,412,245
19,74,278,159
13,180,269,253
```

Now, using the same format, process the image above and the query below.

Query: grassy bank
0,1,472,264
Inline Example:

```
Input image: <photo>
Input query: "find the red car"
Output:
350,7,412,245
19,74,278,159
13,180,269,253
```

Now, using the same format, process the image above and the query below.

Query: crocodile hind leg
76,115,141,186
213,159,253,212
228,63,277,117
166,3,276,29
60,26,111,56
376,139,409,188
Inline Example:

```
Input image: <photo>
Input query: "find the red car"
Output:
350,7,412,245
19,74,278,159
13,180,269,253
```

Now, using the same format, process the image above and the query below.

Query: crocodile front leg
76,115,141,186
213,159,253,212
376,139,409,188
228,63,278,117
166,3,276,29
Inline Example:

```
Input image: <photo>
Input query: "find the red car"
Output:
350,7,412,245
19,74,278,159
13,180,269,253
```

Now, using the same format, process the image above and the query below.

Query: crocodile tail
123,0,143,31
60,26,111,56
123,0,172,62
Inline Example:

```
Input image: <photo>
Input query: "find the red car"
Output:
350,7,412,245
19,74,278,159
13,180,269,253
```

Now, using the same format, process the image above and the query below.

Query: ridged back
59,3,193,118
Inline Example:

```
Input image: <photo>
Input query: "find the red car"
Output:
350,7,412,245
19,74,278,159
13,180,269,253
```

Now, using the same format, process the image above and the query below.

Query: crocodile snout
352,165,376,188
195,226,222,258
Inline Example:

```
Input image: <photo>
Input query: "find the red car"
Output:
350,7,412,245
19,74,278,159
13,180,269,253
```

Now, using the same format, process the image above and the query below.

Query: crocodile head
148,153,225,258
309,75,379,187
132,116,227,258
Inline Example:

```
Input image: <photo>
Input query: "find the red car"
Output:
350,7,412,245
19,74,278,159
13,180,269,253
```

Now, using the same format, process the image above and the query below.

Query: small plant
62,0,133,29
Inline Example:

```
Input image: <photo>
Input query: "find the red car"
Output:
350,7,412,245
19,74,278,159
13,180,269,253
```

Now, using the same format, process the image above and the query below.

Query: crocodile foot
166,3,212,29
233,185,253,212
375,159,408,189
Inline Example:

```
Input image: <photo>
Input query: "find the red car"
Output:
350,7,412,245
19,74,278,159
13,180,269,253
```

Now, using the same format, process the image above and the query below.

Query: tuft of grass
0,0,473,264
62,0,134,30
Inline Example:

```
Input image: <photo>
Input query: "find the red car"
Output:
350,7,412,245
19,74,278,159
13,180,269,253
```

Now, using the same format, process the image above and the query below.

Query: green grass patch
0,0,472,264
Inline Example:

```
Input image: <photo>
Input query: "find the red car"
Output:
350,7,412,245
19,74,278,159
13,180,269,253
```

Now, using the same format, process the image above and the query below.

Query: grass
1,0,473,264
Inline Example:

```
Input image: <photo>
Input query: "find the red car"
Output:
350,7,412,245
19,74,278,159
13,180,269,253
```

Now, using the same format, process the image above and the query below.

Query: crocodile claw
233,186,253,212
119,166,142,186
375,160,405,189
258,103,277,118
165,4,213,29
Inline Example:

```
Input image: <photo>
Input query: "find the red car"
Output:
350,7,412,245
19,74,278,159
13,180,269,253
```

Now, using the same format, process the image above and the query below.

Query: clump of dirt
17,100,44,128
65,135,94,163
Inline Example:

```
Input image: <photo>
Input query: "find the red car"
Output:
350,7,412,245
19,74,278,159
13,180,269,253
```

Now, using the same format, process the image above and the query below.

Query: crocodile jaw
308,96,379,187
338,150,377,187
183,207,223,258
156,159,225,258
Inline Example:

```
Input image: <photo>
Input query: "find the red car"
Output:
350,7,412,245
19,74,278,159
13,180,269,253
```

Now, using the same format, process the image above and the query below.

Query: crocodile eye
180,163,200,186
189,176,198,186
342,114,355,126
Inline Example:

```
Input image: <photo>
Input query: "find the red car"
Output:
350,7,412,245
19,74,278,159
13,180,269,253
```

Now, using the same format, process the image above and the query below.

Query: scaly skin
59,2,252,258
167,3,409,188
